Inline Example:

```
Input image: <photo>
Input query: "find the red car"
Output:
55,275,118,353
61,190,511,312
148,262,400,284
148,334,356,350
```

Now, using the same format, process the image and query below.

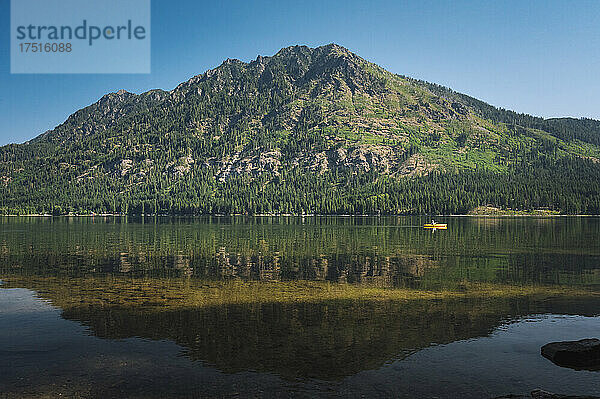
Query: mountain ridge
2,43,600,215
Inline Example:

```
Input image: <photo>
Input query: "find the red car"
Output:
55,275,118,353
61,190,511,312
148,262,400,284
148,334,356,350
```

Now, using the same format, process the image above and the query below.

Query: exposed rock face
398,154,437,177
541,338,600,370
119,159,133,176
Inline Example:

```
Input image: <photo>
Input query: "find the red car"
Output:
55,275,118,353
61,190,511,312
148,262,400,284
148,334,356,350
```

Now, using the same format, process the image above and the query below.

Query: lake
1,216,599,398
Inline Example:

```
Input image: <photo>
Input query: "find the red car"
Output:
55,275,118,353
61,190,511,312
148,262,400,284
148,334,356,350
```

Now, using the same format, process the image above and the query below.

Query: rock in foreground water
495,388,600,398
541,338,600,370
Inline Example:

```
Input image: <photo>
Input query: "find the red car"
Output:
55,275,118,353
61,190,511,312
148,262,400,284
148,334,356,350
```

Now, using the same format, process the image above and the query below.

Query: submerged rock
541,338,600,370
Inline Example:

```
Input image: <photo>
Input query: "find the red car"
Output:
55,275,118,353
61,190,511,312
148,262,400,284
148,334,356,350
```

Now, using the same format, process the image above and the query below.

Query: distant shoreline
1,213,599,217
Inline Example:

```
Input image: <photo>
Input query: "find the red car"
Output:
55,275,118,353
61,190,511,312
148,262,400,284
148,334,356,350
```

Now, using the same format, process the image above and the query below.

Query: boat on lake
424,220,447,229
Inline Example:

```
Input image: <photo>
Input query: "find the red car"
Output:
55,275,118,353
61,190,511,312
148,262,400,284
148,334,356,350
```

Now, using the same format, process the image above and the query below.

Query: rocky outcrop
397,154,437,177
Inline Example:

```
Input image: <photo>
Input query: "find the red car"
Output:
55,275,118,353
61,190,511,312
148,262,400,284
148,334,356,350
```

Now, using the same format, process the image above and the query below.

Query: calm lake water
0,216,599,398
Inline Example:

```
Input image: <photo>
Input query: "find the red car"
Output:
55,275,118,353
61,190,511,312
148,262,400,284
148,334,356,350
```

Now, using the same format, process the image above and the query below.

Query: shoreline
1,213,599,218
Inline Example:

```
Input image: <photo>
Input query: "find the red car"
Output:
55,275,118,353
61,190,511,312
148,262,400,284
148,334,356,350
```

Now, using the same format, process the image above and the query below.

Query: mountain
1,44,600,215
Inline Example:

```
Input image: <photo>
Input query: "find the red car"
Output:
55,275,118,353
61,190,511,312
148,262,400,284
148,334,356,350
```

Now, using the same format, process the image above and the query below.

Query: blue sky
1,0,599,145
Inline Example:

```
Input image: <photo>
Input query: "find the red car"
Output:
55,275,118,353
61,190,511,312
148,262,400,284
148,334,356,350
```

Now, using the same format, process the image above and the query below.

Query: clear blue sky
1,0,599,145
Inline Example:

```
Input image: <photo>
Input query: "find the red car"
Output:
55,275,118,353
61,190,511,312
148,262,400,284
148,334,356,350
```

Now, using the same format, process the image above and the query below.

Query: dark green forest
2,153,599,215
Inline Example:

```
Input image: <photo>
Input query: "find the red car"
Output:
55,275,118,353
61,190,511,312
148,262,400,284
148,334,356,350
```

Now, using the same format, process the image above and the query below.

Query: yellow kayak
424,223,447,229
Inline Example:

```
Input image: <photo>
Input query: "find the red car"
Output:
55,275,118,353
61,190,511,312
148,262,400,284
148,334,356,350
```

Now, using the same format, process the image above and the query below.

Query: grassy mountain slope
1,44,600,215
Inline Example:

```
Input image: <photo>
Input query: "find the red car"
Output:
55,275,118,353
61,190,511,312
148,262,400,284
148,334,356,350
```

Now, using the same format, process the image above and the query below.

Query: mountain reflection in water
60,295,600,380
